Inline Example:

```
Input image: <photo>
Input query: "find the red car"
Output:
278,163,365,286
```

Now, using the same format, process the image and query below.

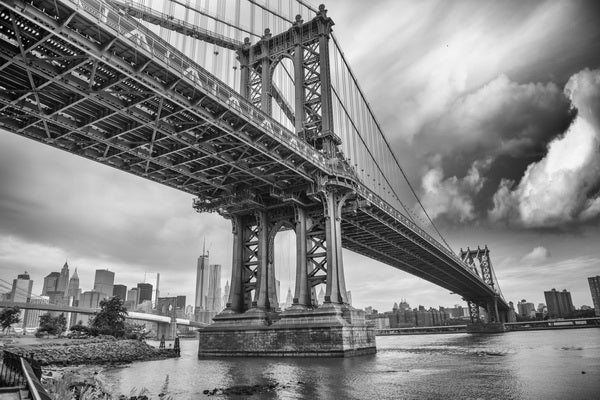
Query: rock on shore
3,337,177,366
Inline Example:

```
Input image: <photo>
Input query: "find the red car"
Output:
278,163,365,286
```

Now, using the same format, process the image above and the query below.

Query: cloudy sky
2,0,600,312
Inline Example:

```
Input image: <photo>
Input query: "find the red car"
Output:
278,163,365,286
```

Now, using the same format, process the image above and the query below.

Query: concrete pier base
198,304,376,357
466,322,506,333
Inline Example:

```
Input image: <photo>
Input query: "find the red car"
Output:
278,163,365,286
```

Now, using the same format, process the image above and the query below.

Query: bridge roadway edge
197,304,376,357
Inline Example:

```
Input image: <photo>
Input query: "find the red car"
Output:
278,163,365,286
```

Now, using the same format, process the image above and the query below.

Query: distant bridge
0,301,207,329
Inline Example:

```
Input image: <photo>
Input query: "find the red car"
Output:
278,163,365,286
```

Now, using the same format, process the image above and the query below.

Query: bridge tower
460,245,507,332
197,5,375,356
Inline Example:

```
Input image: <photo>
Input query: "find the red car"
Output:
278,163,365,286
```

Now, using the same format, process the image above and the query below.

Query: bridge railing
62,0,330,174
0,351,50,400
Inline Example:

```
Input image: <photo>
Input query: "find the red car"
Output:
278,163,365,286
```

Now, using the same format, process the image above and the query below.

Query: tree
0,307,21,333
90,296,128,337
37,313,67,336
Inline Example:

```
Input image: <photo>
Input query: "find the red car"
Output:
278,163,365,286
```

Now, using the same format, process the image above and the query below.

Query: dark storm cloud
490,68,600,228
414,75,573,222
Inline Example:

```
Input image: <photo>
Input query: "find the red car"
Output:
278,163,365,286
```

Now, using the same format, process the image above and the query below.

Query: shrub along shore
2,336,179,366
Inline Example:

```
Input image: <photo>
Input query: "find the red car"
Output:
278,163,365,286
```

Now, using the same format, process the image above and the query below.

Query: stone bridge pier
197,186,375,357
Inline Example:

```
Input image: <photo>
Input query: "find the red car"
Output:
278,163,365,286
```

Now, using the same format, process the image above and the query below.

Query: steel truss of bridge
1,0,509,354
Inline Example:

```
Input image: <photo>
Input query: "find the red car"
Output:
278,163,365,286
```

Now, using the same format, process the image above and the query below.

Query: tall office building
144,272,160,308
42,272,60,295
222,280,230,308
589,276,600,317
11,272,33,303
125,288,138,310
544,288,575,318
67,268,81,302
113,284,127,300
517,299,536,318
56,261,70,295
207,264,222,312
11,272,33,329
282,288,293,309
136,283,153,304
195,249,210,311
93,269,115,300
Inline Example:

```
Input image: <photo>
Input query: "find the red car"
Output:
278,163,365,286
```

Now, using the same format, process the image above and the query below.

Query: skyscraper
67,268,81,302
126,288,138,310
517,299,536,318
195,248,209,312
589,276,600,317
11,272,33,303
93,269,115,300
222,280,230,308
136,283,153,304
113,284,127,300
544,288,575,318
144,272,160,308
56,261,70,296
207,264,222,312
42,272,60,295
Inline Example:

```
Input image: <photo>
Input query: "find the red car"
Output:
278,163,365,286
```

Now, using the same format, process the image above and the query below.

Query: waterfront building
11,272,33,303
388,306,450,328
207,264,222,312
56,261,70,296
195,249,210,312
42,272,60,295
144,272,160,308
67,268,81,302
93,269,115,300
10,272,33,329
136,283,153,304
544,288,575,318
113,284,127,300
517,300,536,318
398,299,411,311
80,291,103,308
588,276,600,317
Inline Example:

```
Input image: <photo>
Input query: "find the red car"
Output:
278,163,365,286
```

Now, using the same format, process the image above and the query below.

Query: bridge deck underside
0,0,508,312
0,0,323,208
342,206,509,310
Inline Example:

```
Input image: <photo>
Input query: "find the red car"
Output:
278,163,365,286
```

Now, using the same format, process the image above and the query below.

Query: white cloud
420,159,489,223
521,246,550,264
490,69,600,227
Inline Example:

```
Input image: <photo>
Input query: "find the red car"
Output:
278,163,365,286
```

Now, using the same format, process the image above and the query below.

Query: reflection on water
101,329,600,399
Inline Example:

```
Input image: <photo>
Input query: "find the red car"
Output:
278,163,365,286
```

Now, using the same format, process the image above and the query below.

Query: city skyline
1,0,600,311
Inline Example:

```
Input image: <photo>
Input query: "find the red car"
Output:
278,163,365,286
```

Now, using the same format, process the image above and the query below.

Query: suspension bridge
0,0,510,356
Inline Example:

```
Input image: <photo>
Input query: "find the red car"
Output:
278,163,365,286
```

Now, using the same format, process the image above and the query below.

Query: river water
99,329,600,399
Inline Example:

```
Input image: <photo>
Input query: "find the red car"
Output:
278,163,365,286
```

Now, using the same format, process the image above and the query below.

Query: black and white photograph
1,0,599,398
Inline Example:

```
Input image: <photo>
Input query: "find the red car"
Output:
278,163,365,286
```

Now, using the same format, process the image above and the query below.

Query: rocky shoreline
2,337,178,366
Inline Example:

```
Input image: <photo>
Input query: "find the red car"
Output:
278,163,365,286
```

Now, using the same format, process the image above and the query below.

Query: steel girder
0,0,327,206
